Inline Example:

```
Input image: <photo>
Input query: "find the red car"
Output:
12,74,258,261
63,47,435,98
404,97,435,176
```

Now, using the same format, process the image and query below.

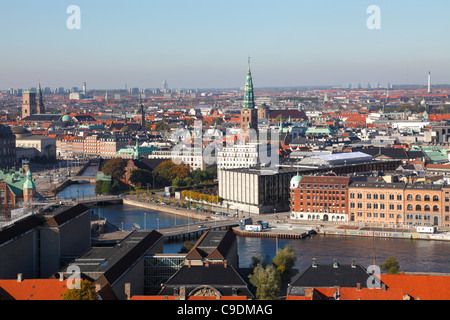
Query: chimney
205,260,209,268
351,258,356,268
312,258,317,268
224,260,227,268
59,273,64,282
333,259,339,268
17,273,23,282
382,283,386,292
356,283,361,291
179,286,186,300
125,283,131,300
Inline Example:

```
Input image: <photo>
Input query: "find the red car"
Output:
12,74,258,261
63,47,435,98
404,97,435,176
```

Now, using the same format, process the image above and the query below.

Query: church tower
22,90,38,119
240,59,258,132
37,82,45,114
137,95,146,127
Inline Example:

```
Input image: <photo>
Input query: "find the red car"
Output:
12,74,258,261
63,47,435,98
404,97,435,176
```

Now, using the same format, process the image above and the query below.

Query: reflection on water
57,184,450,273
92,204,193,232
237,235,450,273
81,165,98,176
57,184,96,199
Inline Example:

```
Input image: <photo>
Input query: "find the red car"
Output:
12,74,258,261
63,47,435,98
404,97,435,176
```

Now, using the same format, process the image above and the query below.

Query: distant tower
137,95,146,126
82,82,87,95
428,71,431,94
37,83,45,114
240,58,258,132
162,80,168,92
257,101,270,121
23,169,36,204
323,93,329,108
22,90,38,119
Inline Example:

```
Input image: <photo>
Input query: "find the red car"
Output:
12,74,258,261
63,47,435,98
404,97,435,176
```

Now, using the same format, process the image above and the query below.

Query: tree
101,181,112,194
249,254,272,271
153,160,191,186
178,240,194,253
130,169,152,187
272,245,296,281
102,158,127,181
248,264,281,300
61,279,98,300
380,257,400,275
111,181,120,193
155,118,170,132
95,180,103,195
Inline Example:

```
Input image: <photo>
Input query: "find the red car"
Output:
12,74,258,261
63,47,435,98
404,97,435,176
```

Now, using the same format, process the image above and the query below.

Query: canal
56,184,450,274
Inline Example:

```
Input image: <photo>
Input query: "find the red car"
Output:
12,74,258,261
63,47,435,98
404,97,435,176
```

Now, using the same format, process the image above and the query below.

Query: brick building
290,175,350,222
291,175,448,227
348,182,405,225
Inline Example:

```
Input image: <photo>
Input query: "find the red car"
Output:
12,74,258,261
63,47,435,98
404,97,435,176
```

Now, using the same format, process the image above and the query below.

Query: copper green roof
0,169,35,196
242,59,255,110
23,170,36,189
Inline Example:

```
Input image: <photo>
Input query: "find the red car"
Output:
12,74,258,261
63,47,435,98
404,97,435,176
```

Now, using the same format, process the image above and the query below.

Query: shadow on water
237,234,450,273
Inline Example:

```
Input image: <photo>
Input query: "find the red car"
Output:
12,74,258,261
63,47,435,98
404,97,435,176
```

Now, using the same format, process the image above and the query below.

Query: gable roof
43,204,90,227
0,279,68,300
185,229,236,262
158,265,255,298
288,263,375,295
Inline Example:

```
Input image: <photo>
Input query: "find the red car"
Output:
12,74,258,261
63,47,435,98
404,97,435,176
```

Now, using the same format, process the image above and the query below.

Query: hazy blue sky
1,0,449,89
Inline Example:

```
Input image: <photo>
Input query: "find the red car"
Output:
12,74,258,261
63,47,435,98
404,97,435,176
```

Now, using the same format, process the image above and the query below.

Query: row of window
300,184,346,190
355,212,402,219
406,194,439,201
295,202,345,208
299,196,345,201
406,204,440,212
350,193,401,200
299,190,345,195
350,203,402,210
349,193,440,201
405,214,437,220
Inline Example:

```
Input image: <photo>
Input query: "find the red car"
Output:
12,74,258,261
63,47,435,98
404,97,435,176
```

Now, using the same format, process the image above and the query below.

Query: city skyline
1,0,449,89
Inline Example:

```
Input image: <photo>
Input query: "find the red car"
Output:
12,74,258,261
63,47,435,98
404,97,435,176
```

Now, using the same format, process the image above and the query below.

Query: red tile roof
0,279,68,300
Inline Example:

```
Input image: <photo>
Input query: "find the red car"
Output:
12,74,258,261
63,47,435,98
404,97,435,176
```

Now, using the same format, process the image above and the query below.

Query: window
407,194,413,201
433,205,439,212
416,195,421,201
380,194,385,200
424,195,430,201
424,205,430,212
367,194,372,199
397,195,402,201
416,205,422,211
389,194,394,200
433,195,439,202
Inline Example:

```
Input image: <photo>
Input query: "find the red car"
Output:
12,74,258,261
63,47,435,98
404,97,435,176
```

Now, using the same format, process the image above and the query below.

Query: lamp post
144,212,147,230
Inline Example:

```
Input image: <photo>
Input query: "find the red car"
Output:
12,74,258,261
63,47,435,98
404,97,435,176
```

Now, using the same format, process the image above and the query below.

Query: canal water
56,183,450,274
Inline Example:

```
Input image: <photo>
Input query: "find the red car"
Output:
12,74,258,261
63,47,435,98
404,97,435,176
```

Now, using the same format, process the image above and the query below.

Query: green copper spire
134,137,140,159
242,58,255,110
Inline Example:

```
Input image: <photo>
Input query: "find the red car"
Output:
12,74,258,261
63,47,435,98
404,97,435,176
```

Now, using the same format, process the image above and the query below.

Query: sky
0,0,449,90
